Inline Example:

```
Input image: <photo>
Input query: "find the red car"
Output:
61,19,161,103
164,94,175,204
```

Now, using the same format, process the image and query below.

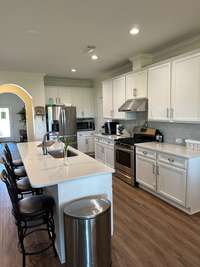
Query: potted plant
59,135,74,165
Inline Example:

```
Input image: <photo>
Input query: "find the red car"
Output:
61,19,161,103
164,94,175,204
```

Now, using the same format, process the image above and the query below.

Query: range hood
118,97,148,112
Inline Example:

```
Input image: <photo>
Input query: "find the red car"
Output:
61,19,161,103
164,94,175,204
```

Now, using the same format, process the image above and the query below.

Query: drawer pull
143,151,147,155
168,158,174,163
152,164,155,174
156,166,159,175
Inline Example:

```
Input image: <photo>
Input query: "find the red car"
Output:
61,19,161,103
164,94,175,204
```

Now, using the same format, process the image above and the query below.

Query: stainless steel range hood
118,97,148,112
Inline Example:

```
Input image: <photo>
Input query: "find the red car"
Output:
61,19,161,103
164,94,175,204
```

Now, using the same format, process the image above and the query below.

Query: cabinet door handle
133,88,137,97
166,108,169,118
152,164,155,174
156,166,159,175
170,108,174,120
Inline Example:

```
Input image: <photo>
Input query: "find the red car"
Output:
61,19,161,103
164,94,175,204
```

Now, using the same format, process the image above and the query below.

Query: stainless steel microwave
77,118,95,131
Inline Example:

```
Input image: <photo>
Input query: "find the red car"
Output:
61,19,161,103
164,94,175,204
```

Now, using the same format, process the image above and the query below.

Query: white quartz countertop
135,142,200,159
94,133,130,140
17,142,114,188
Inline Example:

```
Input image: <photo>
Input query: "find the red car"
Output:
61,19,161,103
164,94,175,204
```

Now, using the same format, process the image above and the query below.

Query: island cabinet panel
148,63,171,121
136,155,156,191
171,54,200,122
157,162,187,206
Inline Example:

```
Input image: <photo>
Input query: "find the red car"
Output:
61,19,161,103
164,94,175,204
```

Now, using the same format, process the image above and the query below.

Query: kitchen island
17,141,114,264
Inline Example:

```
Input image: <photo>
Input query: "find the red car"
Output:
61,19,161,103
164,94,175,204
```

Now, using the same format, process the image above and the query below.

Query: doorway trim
0,84,35,141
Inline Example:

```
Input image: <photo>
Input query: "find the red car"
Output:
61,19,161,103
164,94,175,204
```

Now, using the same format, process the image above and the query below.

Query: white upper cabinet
148,63,171,121
126,70,147,99
45,86,94,118
102,79,113,118
45,86,60,104
171,54,200,122
112,76,126,119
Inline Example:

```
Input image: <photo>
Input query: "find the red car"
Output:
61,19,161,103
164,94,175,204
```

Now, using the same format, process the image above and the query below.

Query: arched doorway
0,84,34,141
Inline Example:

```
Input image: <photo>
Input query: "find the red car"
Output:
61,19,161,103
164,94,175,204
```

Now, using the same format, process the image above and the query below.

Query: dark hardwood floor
1,143,200,266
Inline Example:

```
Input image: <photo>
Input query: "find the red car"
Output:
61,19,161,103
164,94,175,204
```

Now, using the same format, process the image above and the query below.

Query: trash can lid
64,196,111,219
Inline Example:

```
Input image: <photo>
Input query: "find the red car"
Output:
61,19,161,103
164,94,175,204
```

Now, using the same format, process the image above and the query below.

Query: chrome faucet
42,131,59,155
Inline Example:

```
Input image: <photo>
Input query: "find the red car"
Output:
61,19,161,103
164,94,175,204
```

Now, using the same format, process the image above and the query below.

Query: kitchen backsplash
148,121,200,144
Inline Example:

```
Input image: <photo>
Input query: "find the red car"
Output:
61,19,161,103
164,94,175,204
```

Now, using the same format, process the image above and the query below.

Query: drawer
136,147,156,159
158,153,187,169
78,131,94,137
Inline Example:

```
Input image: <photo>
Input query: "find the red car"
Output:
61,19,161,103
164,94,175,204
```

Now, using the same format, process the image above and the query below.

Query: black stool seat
14,167,27,177
13,159,23,168
19,195,55,216
16,177,31,192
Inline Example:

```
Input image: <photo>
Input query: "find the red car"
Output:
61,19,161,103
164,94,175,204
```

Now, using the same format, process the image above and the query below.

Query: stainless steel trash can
64,196,111,267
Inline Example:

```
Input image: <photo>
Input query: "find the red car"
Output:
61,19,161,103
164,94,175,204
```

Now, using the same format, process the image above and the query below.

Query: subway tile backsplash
149,122,200,144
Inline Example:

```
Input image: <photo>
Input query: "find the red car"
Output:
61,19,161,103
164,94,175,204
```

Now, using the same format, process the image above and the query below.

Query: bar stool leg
17,224,26,267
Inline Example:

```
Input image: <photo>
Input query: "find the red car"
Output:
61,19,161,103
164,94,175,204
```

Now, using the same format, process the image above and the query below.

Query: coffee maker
102,121,119,135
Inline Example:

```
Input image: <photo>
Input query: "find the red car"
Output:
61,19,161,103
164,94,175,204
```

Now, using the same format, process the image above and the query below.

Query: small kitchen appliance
77,118,95,131
102,121,119,135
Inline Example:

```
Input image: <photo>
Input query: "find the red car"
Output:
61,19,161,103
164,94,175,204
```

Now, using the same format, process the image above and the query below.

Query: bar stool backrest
3,145,13,169
1,170,20,219
1,157,17,187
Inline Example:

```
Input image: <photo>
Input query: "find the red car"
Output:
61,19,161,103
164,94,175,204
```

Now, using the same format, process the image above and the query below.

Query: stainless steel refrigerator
46,105,77,148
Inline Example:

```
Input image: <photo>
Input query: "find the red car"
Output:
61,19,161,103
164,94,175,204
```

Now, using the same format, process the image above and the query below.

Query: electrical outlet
176,138,184,144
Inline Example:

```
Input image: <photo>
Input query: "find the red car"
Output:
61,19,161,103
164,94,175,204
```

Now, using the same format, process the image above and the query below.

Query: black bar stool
2,157,35,198
1,170,57,267
3,146,27,178
4,143,24,167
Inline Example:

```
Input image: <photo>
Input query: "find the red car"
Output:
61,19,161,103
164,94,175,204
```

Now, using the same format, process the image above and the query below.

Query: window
0,108,11,138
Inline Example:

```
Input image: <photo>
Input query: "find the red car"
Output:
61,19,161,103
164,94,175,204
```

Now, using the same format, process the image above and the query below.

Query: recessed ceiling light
91,54,99,60
129,26,140,35
71,68,77,72
26,29,39,35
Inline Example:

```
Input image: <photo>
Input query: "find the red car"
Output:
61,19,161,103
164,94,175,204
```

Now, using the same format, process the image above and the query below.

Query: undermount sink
48,149,78,159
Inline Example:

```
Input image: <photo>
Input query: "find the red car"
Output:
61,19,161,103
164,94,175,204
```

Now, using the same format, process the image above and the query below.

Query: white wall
0,71,46,140
0,93,25,142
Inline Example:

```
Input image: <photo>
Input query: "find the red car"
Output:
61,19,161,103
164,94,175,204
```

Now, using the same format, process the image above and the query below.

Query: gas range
114,128,160,186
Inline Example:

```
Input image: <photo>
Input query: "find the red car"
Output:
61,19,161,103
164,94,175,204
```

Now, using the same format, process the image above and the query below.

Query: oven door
115,145,134,182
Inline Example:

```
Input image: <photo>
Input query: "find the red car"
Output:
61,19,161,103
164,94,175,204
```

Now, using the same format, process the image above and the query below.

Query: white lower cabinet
136,156,156,191
136,146,200,214
95,137,114,168
77,131,94,154
95,142,105,163
136,148,187,207
104,146,115,169
157,163,186,206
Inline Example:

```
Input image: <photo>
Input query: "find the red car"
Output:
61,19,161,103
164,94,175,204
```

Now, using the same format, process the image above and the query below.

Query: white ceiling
0,0,200,79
